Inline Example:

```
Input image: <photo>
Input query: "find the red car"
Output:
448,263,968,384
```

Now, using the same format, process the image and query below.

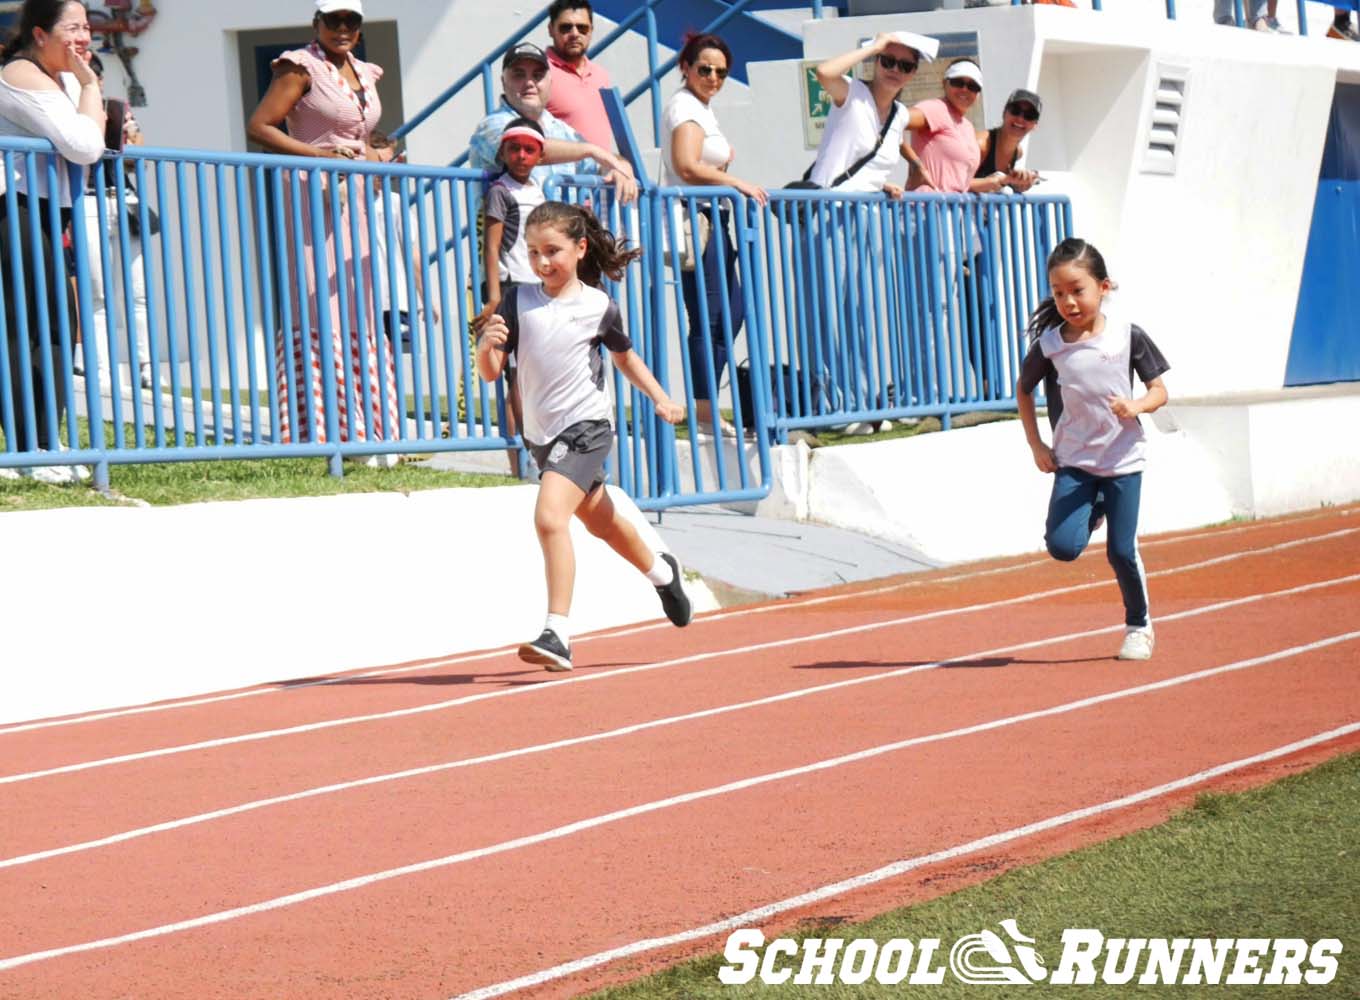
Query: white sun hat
316,0,364,14
886,31,940,62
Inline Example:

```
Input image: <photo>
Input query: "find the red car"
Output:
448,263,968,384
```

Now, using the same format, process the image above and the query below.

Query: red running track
0,505,1357,999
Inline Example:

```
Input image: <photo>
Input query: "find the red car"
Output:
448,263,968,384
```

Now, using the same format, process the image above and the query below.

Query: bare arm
815,32,897,107
475,312,509,381
248,64,346,158
612,348,684,423
475,217,506,328
670,122,767,204
1017,382,1057,473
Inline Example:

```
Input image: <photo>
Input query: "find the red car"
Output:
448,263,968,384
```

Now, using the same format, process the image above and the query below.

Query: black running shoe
518,629,572,672
655,552,692,627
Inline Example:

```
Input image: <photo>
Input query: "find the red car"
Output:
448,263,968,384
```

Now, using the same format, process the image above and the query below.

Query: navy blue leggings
1045,467,1150,629
680,211,744,402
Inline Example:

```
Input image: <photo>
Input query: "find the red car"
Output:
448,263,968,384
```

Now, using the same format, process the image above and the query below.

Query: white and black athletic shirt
483,175,546,284
496,283,632,445
1018,319,1170,477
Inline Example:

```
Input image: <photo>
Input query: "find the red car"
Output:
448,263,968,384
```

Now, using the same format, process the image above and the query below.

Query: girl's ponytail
525,200,642,287
1024,236,1114,343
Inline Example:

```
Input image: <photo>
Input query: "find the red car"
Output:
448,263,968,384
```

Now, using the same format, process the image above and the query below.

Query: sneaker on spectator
0,467,20,480
655,552,692,627
842,421,875,436
139,363,153,390
22,464,76,485
1117,627,1154,661
518,628,572,671
1263,15,1289,32
1329,21,1360,40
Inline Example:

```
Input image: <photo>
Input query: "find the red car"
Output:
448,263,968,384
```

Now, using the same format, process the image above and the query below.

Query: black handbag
735,360,826,426
787,102,899,191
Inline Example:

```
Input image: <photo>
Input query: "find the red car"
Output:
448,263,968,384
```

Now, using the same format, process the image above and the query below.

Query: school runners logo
718,923,1342,987
949,919,1046,985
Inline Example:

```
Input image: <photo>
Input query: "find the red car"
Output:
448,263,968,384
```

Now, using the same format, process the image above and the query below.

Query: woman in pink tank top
247,0,400,456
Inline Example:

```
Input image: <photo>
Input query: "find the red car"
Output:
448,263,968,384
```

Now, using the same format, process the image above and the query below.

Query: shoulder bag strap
827,101,900,189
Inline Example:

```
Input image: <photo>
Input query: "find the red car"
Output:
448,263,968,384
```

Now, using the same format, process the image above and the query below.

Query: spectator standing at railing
468,42,637,204
247,0,401,461
543,0,613,150
906,59,983,195
806,31,938,197
661,32,766,439
0,0,103,484
972,88,1041,195
82,52,152,391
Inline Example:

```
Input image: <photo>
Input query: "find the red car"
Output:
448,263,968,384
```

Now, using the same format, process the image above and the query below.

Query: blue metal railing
2,136,1072,508
1012,0,1317,35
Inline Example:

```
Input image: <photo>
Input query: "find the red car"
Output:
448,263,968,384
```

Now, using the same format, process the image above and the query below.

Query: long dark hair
1,0,83,63
525,201,642,287
1025,238,1115,342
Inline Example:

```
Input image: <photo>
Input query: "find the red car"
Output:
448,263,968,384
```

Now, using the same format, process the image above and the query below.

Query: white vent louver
1142,64,1189,176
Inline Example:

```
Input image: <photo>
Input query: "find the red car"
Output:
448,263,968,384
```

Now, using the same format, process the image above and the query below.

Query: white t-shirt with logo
497,283,633,444
809,77,907,192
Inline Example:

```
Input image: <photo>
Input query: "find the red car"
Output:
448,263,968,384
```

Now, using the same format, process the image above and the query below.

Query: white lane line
2,532,1355,786
449,721,1360,1000
0,631,1355,975
3,573,1356,870
3,514,1351,736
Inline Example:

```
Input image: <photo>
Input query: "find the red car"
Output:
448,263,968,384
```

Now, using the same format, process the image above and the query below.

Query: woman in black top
972,88,1041,194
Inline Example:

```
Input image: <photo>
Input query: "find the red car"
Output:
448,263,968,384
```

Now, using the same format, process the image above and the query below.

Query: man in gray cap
468,42,636,202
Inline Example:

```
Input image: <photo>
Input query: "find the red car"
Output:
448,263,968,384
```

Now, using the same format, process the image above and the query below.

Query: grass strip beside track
591,751,1360,1000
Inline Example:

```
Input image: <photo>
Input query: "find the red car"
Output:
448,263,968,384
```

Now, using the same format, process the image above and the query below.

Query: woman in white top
660,32,765,436
807,32,938,196
0,0,105,481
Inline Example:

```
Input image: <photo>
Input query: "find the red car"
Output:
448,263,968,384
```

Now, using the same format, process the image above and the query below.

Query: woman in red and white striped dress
247,0,400,456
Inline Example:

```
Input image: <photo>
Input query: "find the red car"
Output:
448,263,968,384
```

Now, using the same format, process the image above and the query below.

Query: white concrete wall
796,391,1360,566
0,485,716,726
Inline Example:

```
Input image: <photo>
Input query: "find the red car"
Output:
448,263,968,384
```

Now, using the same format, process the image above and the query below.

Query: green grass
592,752,1359,998
1,417,518,512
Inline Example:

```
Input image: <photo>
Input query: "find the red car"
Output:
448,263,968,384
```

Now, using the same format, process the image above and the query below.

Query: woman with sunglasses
661,32,766,437
247,0,400,458
972,88,1042,195
906,58,983,195
807,31,937,196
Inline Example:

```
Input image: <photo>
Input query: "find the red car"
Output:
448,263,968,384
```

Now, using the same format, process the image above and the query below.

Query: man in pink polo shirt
544,0,615,150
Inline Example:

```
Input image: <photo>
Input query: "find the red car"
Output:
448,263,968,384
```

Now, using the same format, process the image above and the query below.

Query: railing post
68,160,109,489
645,6,663,149
1166,0,1176,19
1234,0,1245,26
1296,0,1307,34
306,163,343,476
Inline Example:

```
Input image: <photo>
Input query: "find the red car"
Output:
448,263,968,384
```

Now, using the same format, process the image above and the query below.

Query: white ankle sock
645,554,675,587
545,613,570,645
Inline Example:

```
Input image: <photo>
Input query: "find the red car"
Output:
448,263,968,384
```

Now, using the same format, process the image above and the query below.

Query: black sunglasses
320,11,362,31
695,64,728,79
877,54,918,74
947,77,982,93
554,21,591,34
1006,102,1040,122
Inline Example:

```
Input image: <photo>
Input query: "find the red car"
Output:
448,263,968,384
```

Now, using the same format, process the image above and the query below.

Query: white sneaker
877,419,895,432
1117,628,1154,661
23,464,76,485
0,467,20,480
843,421,875,436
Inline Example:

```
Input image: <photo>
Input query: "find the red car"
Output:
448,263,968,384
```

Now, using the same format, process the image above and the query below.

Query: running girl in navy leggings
1016,239,1171,661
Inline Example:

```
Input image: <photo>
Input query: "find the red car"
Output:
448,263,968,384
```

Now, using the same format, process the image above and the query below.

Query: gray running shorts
528,419,613,494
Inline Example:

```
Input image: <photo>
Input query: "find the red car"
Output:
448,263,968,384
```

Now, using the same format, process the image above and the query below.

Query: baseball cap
316,0,363,13
502,42,549,70
1006,88,1043,116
